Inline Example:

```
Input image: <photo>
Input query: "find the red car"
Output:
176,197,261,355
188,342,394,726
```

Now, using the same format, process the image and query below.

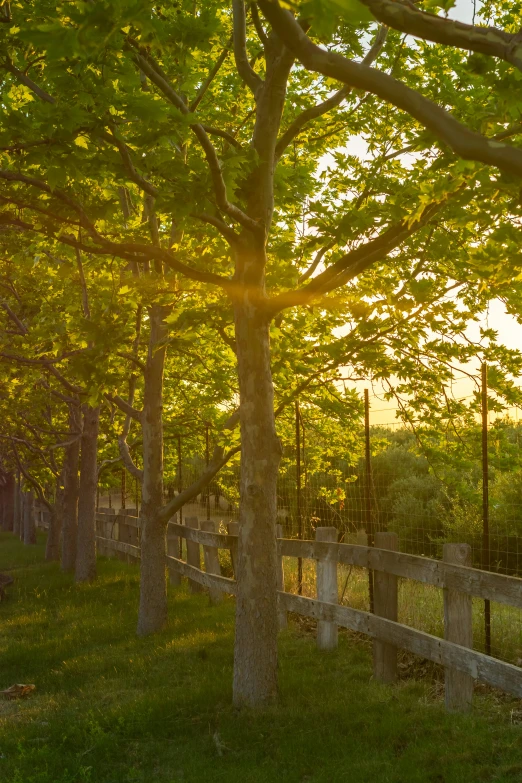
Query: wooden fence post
201,519,222,605
227,521,238,578
316,526,338,650
104,508,116,559
167,518,181,586
443,542,473,712
373,531,399,683
276,523,287,630
185,516,203,593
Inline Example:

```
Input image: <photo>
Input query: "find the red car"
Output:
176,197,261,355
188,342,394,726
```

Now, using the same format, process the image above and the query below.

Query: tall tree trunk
2,474,15,532
232,301,281,707
136,304,169,636
13,476,20,538
23,490,37,545
46,478,63,561
75,405,100,582
61,405,81,571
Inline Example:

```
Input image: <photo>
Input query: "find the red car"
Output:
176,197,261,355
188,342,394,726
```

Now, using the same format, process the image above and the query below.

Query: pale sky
341,0,522,424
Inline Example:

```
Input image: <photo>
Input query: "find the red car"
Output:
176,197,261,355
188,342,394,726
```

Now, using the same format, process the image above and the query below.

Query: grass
1,533,522,782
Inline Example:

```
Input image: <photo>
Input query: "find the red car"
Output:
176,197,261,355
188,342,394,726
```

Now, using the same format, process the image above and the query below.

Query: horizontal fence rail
93,510,522,707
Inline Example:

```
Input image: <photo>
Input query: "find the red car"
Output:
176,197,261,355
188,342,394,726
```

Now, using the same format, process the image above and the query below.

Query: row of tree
1,0,522,706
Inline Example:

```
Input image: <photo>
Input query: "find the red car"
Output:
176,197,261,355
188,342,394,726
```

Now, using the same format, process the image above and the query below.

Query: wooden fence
93,510,522,712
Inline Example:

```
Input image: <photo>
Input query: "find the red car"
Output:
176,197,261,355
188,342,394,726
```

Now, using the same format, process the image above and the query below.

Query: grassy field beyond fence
1,532,522,783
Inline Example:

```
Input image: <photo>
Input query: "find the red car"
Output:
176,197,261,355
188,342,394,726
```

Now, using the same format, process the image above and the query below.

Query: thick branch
258,2,522,179
190,212,240,245
233,0,264,96
106,393,143,423
360,0,522,72
0,208,232,290
117,435,143,482
267,202,442,314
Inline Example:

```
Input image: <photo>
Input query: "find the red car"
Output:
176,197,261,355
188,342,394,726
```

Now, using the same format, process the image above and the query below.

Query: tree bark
61,405,80,571
136,304,169,636
23,490,36,545
232,298,281,707
1,474,14,532
75,404,100,582
46,474,63,561
13,477,20,538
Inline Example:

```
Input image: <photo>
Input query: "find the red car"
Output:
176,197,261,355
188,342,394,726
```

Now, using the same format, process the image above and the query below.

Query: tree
2,0,522,706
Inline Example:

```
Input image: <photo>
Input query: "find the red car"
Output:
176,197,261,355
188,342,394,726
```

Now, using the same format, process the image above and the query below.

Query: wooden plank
276,523,287,630
279,539,522,609
167,555,237,595
278,592,522,698
444,543,473,712
185,517,203,594
227,522,238,578
167,518,181,587
96,536,140,558
201,520,223,605
169,521,232,549
316,527,338,650
96,512,141,529
373,532,398,684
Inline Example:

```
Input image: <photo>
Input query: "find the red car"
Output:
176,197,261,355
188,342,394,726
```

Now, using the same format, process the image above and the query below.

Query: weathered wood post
185,516,203,593
276,523,287,630
201,519,222,605
227,521,238,578
103,508,116,559
373,531,399,683
443,542,473,712
167,518,181,586
316,526,338,650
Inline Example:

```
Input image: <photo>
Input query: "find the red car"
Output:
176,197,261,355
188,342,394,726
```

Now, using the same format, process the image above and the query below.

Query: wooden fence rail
94,510,522,709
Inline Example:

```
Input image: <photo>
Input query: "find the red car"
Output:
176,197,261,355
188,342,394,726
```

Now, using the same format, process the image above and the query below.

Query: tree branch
3,59,55,104
190,37,233,111
190,212,240,245
128,45,261,235
117,435,143,482
106,393,143,423
99,127,159,198
258,2,522,180
1,301,27,334
359,0,522,72
233,0,264,96
10,439,53,511
158,444,241,523
250,2,269,48
267,201,443,315
275,25,387,158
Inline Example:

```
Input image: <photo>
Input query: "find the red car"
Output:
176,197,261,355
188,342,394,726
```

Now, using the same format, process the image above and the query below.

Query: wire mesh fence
100,367,522,667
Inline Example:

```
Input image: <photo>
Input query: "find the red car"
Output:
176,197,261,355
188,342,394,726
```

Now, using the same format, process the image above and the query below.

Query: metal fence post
364,389,374,613
296,399,303,595
482,362,492,656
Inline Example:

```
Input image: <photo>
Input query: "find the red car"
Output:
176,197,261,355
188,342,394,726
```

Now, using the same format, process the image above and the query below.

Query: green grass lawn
1,532,522,783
